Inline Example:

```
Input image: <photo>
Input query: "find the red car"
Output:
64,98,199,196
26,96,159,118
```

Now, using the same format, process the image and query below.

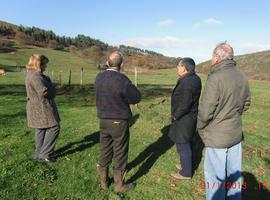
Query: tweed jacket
25,69,60,128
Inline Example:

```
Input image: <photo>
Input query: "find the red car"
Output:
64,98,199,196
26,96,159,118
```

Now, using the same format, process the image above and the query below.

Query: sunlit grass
0,48,269,199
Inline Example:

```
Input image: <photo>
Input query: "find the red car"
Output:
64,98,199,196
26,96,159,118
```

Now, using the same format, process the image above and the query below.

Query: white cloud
234,42,270,55
123,36,198,48
110,36,270,63
120,36,213,62
193,17,223,29
204,18,223,25
159,18,174,26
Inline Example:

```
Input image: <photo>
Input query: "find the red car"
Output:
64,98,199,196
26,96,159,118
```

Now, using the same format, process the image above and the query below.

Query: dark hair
179,57,196,72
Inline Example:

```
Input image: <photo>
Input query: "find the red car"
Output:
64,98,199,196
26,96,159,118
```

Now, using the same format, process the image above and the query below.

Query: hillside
197,50,270,81
0,20,17,31
0,20,178,70
1,20,270,80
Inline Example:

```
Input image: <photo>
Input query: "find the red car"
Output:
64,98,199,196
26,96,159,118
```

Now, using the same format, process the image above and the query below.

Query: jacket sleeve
45,76,56,99
242,81,251,113
32,75,49,98
172,83,193,120
32,75,56,99
197,75,219,130
125,81,141,104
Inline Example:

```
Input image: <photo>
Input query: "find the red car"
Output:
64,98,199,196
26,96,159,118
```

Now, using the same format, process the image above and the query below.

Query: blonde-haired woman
25,54,60,162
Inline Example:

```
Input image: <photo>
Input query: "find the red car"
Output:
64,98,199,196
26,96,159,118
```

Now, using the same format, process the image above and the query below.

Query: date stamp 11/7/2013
201,181,268,191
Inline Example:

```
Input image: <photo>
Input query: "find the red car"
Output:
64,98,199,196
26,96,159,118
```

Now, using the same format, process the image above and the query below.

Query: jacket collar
209,59,236,74
27,69,42,75
177,71,195,82
106,68,120,72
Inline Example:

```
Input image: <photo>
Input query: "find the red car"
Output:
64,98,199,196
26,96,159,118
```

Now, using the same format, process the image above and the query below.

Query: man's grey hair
213,42,234,60
108,51,123,68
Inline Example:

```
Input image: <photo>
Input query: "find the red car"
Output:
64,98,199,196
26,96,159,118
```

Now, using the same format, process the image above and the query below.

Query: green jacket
197,59,250,148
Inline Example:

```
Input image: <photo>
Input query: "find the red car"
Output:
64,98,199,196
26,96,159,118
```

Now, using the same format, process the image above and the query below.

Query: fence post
134,67,138,87
51,71,54,82
59,71,62,86
68,69,72,88
134,67,138,107
80,67,84,88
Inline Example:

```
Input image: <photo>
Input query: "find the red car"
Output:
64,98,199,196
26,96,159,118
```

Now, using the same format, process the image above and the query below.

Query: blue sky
1,0,270,62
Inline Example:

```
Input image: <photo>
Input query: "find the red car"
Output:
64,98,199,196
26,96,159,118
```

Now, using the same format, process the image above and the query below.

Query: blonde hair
26,54,49,72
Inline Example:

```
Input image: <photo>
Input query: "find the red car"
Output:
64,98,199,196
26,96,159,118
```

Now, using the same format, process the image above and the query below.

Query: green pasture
0,48,269,199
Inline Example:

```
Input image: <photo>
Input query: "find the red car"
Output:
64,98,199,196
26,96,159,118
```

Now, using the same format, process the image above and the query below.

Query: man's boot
97,165,108,190
113,170,135,193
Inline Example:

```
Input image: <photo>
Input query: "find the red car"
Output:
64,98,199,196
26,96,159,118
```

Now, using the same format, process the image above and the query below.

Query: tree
82,45,104,66
47,40,59,49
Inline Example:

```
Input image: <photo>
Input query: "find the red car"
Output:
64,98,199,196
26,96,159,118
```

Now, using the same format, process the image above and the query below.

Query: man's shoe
97,164,109,190
171,173,191,180
175,163,182,170
113,170,135,193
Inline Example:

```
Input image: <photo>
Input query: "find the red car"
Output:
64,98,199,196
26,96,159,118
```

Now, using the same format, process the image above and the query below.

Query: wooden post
134,67,138,108
134,67,138,87
59,71,62,86
51,71,54,82
80,67,84,88
68,69,71,87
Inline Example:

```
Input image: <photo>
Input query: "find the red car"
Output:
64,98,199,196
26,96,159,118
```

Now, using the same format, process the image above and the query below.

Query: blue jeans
204,142,242,200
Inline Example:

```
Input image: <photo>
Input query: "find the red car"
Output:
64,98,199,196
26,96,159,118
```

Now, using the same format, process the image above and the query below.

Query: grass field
0,48,270,200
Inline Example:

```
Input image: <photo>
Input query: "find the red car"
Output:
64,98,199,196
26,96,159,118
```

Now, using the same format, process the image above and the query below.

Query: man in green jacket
197,42,250,200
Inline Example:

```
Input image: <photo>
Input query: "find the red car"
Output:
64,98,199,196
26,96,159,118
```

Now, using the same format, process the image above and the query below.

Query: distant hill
1,20,269,79
197,50,270,80
0,20,179,70
0,20,17,31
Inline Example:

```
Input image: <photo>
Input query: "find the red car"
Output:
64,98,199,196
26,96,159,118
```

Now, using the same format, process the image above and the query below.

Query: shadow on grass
0,47,16,53
126,125,174,183
0,111,26,120
53,114,140,159
0,82,173,99
56,84,96,107
59,83,173,102
0,84,27,96
264,158,270,166
129,113,140,127
0,111,26,127
204,170,269,200
192,131,204,174
138,84,173,100
53,131,100,159
0,64,24,72
242,171,270,200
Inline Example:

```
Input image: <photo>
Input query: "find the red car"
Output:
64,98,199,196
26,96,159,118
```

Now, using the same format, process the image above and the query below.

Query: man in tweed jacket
94,51,141,193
